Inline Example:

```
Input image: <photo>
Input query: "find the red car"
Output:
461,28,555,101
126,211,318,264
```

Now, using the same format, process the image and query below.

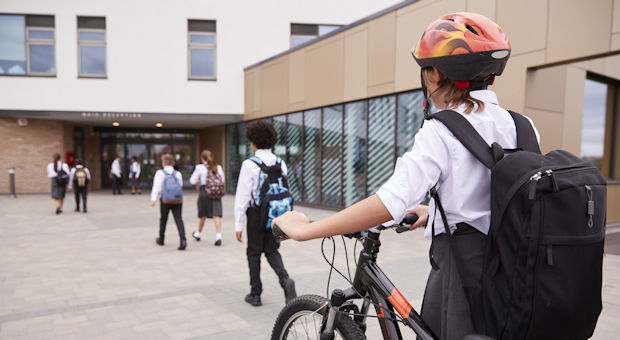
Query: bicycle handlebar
271,214,420,241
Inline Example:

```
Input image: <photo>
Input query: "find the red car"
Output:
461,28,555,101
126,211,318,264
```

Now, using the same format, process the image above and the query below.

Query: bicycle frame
322,228,437,340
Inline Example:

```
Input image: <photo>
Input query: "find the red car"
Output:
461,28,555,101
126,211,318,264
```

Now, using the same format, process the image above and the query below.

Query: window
188,19,216,80
78,16,106,77
0,14,55,76
290,23,341,48
581,75,619,179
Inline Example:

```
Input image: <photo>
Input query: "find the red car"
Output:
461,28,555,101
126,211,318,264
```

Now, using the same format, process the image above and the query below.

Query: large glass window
26,15,55,75
303,109,322,204
188,19,216,80
78,16,106,77
0,15,26,75
343,101,367,206
287,113,304,201
367,96,396,196
290,23,342,48
397,91,424,156
273,115,287,160
321,105,343,206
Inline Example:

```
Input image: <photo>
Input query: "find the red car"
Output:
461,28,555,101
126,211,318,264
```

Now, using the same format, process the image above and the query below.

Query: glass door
172,144,194,187
126,143,149,189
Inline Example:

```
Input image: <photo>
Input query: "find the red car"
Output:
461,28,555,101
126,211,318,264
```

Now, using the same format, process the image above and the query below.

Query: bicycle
269,215,493,340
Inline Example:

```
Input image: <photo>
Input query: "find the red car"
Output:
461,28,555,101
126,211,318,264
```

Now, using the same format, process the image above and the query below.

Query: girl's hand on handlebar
409,205,428,230
273,211,310,241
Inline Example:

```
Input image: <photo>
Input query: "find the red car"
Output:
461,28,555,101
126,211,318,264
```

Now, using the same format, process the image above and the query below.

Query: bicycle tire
271,294,366,340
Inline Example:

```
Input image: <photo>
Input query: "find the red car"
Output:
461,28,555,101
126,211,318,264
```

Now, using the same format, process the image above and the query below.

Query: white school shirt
47,161,70,178
234,149,288,232
376,90,540,238
130,161,141,178
150,166,184,202
189,163,225,186
111,159,122,178
68,165,92,189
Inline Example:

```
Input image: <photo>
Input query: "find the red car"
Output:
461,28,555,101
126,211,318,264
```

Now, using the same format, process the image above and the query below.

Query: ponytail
53,153,61,172
201,150,217,172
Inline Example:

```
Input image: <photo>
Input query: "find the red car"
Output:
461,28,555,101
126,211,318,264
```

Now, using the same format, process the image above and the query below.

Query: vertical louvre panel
343,101,367,206
321,105,343,206
396,91,424,157
303,109,321,204
367,96,395,196
225,124,239,193
287,113,303,201
273,115,287,160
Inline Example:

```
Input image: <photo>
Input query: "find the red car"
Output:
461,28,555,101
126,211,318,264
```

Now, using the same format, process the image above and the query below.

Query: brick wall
0,117,65,194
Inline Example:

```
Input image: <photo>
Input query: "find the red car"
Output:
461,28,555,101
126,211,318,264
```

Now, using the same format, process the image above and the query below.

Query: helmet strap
422,74,448,119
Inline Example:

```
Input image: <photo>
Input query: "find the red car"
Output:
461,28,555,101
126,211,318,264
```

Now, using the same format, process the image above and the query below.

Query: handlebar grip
402,213,419,225
395,225,411,233
271,223,289,240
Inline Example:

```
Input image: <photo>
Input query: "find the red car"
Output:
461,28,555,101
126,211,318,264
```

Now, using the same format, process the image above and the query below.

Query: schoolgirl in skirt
47,153,70,214
189,150,225,246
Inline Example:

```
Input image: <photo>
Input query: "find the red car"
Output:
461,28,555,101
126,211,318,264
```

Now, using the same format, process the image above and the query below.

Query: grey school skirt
198,186,222,218
420,225,486,340
51,179,66,199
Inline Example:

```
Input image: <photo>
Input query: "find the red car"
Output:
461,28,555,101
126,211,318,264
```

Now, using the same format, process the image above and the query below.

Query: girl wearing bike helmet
274,12,539,339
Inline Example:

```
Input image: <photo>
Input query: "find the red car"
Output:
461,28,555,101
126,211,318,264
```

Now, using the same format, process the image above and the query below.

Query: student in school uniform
150,153,187,251
47,153,70,215
189,150,225,246
111,156,123,195
234,120,296,307
68,158,91,213
129,156,142,195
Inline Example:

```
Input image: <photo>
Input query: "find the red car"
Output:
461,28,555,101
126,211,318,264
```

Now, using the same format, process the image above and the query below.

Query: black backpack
249,156,293,229
56,168,69,186
428,109,605,340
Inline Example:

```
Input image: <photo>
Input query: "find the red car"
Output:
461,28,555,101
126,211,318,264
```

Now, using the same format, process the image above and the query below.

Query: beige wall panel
562,66,586,156
288,102,306,112
305,37,345,109
344,29,368,101
614,0,620,33
523,108,563,153
466,0,497,20
613,32,620,50
289,50,305,106
525,65,567,113
497,0,547,56
367,12,396,87
546,0,613,63
606,184,620,223
494,50,545,113
244,71,255,116
253,70,262,115
394,0,467,92
368,82,395,98
259,59,290,119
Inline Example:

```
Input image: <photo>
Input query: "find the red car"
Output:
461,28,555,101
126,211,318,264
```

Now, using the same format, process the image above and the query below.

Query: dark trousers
112,176,122,194
74,186,87,211
159,202,186,242
421,225,486,340
246,208,289,296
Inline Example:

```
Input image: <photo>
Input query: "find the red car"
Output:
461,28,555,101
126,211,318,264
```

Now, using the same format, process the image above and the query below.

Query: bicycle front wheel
271,294,365,340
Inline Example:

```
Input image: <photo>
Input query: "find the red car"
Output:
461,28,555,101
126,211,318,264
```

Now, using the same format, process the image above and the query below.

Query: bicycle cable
320,235,408,325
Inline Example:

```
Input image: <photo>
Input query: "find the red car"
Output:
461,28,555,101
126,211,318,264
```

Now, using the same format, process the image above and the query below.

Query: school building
0,0,401,191
237,0,620,222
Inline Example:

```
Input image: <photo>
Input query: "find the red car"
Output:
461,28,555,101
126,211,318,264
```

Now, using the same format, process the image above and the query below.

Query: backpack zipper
528,171,542,200
528,167,589,200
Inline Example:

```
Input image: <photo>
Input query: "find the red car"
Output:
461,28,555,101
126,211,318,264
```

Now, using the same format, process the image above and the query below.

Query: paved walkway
0,191,618,339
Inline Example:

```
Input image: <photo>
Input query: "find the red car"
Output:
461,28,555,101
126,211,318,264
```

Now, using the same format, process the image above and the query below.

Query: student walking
111,156,123,195
68,158,91,213
47,153,70,215
151,153,187,250
129,156,142,195
234,120,296,307
273,13,541,340
189,150,225,246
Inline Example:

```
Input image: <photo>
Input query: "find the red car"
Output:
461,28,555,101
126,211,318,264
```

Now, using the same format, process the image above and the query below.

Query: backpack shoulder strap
249,156,268,172
427,110,496,169
507,110,541,154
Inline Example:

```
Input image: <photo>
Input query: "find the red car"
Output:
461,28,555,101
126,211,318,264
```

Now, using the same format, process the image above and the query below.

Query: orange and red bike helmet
412,12,511,90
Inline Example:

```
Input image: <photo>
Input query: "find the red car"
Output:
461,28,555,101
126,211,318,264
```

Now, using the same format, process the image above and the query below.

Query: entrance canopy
0,109,243,128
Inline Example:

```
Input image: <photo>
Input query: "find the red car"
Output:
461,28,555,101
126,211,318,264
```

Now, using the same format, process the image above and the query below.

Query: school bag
74,168,89,187
427,109,605,340
55,167,69,186
205,168,224,199
161,170,183,204
249,156,293,229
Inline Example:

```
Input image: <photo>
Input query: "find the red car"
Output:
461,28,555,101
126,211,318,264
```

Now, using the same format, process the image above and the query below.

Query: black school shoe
214,239,222,246
280,277,297,304
178,239,187,250
155,237,164,246
244,294,262,307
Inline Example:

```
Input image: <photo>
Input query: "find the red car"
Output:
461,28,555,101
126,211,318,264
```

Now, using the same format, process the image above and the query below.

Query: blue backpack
161,170,183,204
249,156,293,229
